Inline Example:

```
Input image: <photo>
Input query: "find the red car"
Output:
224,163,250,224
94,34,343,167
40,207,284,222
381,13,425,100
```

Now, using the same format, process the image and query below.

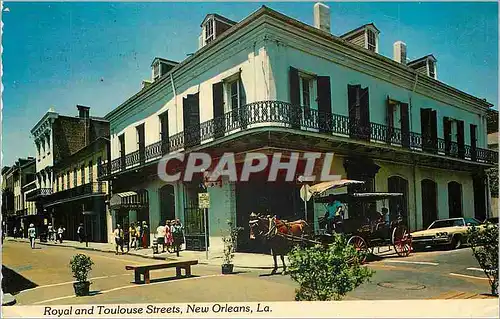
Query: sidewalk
5,238,284,270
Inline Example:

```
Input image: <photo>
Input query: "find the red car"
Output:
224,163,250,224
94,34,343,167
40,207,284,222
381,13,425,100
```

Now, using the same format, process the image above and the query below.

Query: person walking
129,223,137,250
47,223,54,243
135,222,142,250
28,223,36,249
171,219,184,257
164,220,173,252
141,221,149,248
113,224,124,255
57,225,65,243
156,222,166,253
77,223,85,243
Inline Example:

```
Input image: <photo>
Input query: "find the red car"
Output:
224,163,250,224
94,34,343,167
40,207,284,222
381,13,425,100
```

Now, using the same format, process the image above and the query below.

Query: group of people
155,219,184,254
113,221,150,255
47,223,67,243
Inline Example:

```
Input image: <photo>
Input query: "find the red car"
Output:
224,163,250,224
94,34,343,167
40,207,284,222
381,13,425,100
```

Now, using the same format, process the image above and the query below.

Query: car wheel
450,235,462,250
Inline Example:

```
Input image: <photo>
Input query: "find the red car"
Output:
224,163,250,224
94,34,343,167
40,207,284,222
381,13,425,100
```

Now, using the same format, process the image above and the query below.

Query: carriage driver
324,195,344,232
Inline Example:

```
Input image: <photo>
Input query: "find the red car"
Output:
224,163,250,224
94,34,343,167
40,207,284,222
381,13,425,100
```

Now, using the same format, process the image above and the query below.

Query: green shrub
467,223,498,296
69,254,94,283
221,220,243,265
287,234,374,301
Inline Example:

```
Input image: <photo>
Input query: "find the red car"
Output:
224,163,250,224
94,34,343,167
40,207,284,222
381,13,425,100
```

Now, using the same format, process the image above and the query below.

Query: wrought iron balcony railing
97,100,498,178
25,188,53,201
47,182,108,203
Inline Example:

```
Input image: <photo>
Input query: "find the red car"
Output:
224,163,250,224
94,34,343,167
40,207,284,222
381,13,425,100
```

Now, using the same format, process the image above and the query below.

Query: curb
5,239,276,270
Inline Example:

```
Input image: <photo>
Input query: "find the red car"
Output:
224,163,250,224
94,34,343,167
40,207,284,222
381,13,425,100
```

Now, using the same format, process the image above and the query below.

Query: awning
315,192,404,203
109,191,148,209
308,179,365,197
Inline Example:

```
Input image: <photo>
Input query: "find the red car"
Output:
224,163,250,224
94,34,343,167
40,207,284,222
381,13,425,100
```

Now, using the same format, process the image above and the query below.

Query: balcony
25,188,53,201
46,182,108,204
98,100,498,178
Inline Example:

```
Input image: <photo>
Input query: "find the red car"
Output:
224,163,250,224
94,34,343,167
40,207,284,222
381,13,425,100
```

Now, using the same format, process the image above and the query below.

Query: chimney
393,41,407,65
77,105,90,119
314,2,331,33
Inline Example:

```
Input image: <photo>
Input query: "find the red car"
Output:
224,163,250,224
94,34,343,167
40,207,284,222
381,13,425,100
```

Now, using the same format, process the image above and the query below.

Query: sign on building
198,193,210,209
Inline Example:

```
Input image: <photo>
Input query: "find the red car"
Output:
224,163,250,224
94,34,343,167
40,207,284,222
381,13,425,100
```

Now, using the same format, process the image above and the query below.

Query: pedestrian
57,225,65,243
141,221,149,248
156,222,166,253
164,220,173,252
13,226,17,239
135,222,142,250
77,223,85,243
171,219,184,256
129,222,137,250
113,224,124,255
28,223,36,249
47,223,54,243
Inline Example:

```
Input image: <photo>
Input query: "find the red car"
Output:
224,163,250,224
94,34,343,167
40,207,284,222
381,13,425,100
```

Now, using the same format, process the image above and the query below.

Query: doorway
448,181,463,218
159,185,176,224
387,176,409,225
421,179,438,229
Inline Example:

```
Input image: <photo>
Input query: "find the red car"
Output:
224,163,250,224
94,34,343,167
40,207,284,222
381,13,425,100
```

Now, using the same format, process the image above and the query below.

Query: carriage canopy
315,192,404,203
308,179,365,197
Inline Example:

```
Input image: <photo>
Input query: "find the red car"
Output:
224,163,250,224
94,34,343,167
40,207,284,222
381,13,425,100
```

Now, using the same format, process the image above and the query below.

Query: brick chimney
77,105,91,146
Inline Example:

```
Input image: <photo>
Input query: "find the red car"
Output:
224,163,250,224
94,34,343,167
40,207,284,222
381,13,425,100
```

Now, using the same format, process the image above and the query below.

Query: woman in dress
164,220,174,252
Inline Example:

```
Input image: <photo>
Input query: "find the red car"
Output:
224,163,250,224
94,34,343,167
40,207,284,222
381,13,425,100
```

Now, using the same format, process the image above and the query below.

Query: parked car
411,217,483,250
484,217,499,224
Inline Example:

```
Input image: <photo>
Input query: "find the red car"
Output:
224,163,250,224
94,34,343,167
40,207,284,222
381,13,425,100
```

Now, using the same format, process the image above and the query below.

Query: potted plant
69,253,94,296
221,220,243,274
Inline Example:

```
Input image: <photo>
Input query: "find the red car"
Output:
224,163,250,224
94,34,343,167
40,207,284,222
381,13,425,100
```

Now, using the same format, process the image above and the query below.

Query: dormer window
151,58,178,82
367,29,376,52
205,19,214,44
407,55,437,80
153,62,160,80
340,23,379,54
428,60,436,79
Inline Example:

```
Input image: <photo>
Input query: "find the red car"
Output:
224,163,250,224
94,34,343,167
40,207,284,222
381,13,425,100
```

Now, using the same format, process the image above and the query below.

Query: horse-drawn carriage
248,180,413,273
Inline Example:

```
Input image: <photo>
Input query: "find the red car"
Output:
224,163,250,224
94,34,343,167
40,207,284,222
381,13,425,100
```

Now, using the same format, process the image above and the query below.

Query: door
159,185,176,223
421,179,438,229
388,176,409,224
448,181,463,218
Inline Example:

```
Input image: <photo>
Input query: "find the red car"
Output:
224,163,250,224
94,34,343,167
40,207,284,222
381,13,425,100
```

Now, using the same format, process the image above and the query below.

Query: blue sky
2,1,498,166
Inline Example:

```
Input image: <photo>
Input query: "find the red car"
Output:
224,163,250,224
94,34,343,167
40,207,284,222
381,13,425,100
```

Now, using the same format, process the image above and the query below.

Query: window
153,62,160,80
230,80,239,109
80,165,85,185
428,60,435,78
301,77,311,108
66,172,70,189
97,157,102,178
464,218,481,226
73,168,77,187
205,19,214,44
88,160,93,183
367,29,376,52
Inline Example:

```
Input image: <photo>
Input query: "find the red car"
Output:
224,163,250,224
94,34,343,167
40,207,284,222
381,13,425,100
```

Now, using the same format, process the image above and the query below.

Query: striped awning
109,191,148,209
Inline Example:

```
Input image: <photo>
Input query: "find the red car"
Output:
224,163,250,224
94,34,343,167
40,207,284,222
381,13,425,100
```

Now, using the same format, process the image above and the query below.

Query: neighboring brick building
27,105,110,240
2,157,36,237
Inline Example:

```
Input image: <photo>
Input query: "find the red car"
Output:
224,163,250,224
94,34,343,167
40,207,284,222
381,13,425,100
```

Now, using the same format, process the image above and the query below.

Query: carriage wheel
347,235,369,263
392,225,412,257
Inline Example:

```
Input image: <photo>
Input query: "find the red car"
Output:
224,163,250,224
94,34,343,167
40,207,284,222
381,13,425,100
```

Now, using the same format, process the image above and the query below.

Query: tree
287,234,374,301
467,223,498,296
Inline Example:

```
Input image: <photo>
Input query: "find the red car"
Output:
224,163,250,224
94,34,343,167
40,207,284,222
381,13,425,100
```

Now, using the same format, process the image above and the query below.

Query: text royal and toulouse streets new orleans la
43,304,272,316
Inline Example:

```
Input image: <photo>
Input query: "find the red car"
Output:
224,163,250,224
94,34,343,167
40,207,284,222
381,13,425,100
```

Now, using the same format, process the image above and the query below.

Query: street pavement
1,239,496,305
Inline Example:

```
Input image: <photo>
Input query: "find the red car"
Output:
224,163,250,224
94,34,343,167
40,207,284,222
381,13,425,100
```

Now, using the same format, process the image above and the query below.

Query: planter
221,264,234,274
73,281,91,296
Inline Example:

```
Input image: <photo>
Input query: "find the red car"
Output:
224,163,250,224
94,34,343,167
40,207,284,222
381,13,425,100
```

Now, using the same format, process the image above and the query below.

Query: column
147,187,160,246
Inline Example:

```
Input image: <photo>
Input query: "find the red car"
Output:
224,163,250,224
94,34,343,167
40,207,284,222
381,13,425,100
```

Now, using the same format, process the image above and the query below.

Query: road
2,241,492,305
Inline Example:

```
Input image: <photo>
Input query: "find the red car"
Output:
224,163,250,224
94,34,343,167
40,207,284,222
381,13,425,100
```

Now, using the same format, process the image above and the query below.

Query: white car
411,217,483,250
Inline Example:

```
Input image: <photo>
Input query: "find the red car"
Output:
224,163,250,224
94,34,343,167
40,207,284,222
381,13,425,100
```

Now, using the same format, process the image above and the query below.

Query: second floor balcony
46,182,108,205
98,100,498,179
25,188,53,201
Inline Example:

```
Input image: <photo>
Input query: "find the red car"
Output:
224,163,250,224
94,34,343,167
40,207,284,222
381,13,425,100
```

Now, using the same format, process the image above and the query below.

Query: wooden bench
125,260,198,284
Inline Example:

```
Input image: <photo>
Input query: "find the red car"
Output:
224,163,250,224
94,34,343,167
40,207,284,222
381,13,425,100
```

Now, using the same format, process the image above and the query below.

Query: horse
249,212,310,274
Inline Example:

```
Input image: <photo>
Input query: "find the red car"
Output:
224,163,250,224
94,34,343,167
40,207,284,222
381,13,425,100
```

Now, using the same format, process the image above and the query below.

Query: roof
200,13,237,27
105,6,494,121
407,54,437,66
150,57,179,68
339,23,380,39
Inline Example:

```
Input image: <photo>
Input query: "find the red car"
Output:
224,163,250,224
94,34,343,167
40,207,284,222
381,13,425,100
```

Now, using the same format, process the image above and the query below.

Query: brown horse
249,212,310,274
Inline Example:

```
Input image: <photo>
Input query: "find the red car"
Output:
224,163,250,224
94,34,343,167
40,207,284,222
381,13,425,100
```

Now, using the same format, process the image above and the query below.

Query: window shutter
160,112,170,155
238,73,247,129
289,67,300,128
212,82,224,139
430,110,438,152
386,97,394,143
317,76,331,133
443,117,451,155
457,120,465,158
470,124,477,161
348,84,359,138
360,87,370,140
400,102,410,148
